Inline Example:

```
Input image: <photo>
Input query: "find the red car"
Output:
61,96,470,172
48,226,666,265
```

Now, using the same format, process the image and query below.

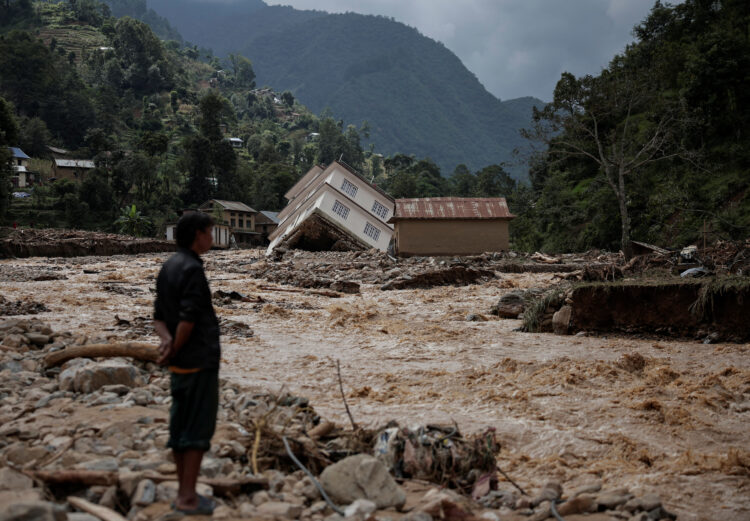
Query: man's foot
174,495,215,516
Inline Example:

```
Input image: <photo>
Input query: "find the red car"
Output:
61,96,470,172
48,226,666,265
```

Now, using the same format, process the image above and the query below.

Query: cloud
264,0,659,101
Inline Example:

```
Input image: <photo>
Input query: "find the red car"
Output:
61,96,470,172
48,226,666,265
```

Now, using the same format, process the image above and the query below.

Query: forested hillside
0,0,522,236
141,0,543,177
513,0,750,253
0,0,368,233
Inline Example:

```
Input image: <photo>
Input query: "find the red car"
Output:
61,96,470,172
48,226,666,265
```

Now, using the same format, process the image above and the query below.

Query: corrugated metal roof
54,159,95,168
203,199,257,213
391,197,515,221
8,147,29,159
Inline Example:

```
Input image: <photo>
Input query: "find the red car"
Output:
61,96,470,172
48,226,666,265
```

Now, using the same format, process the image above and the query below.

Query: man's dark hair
176,212,215,249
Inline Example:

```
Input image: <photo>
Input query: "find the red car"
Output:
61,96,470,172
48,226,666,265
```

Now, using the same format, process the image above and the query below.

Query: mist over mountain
143,0,543,177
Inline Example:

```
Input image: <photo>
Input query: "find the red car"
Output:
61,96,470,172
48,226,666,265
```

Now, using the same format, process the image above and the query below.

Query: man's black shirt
154,248,220,370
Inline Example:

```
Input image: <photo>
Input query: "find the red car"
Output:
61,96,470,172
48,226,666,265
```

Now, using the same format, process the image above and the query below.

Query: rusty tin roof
390,197,514,221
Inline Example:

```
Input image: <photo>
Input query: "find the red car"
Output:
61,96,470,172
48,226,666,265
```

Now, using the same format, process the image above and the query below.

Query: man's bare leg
175,449,204,510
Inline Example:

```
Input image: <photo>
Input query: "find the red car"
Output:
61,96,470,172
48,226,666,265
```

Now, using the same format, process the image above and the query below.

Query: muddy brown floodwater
1,250,748,521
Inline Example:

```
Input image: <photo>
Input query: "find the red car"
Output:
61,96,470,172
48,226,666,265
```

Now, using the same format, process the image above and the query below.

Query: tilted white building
267,161,395,254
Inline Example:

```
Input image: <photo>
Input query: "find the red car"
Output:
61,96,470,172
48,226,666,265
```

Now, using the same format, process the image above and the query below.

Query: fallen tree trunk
67,496,127,521
28,469,118,486
44,342,159,368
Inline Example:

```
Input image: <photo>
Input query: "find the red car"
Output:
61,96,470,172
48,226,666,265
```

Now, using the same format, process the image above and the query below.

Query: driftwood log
27,469,118,486
43,342,159,368
67,496,128,521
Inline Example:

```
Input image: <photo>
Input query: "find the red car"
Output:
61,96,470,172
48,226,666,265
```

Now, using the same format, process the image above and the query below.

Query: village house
165,208,233,249
199,199,260,246
227,137,243,149
388,197,515,256
267,161,395,253
255,211,280,242
52,158,95,182
8,147,32,188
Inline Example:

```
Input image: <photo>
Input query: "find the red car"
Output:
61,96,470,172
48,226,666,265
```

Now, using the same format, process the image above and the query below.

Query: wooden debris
67,496,128,521
44,342,158,368
28,469,118,486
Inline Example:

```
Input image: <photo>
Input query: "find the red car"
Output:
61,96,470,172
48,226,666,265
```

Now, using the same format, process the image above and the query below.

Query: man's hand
154,320,174,365
157,336,174,365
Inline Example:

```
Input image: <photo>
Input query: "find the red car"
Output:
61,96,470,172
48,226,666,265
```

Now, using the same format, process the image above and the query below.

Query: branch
336,360,357,430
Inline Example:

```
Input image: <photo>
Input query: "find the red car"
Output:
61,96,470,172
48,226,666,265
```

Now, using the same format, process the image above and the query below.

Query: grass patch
522,286,567,332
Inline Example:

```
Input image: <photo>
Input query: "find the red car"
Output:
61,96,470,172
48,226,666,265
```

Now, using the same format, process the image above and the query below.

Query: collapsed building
267,161,395,254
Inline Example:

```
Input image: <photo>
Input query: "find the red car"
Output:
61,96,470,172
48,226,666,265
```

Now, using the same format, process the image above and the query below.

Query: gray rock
252,490,271,506
24,333,50,347
344,499,377,518
75,457,119,472
552,305,572,335
596,491,633,509
59,360,142,394
256,501,303,519
293,476,320,501
320,454,406,509
0,468,34,491
67,514,99,521
490,291,526,318
132,479,156,506
0,501,67,521
2,334,27,348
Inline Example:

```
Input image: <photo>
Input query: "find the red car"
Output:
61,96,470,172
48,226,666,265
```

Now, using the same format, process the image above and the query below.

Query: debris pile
0,227,175,259
0,317,678,521
0,294,49,316
229,249,624,293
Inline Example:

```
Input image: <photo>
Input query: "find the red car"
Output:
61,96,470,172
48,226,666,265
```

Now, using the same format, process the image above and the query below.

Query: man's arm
155,320,196,365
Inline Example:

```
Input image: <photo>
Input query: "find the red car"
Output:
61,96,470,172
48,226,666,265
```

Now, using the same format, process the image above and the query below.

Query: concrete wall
394,219,511,256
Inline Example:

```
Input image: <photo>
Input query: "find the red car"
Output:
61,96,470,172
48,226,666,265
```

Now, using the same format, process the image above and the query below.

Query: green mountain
144,0,543,178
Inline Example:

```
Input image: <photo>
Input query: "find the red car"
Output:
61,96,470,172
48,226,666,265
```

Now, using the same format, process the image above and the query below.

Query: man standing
154,212,219,515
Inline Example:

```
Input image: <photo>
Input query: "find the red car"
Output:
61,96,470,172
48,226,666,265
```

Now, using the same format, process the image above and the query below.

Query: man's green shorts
167,369,219,452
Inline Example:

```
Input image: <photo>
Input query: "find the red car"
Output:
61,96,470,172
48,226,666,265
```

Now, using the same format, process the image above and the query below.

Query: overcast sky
264,0,659,101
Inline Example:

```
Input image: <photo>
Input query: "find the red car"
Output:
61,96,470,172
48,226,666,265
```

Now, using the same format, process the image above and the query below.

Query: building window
371,200,389,219
364,222,381,242
231,218,236,227
238,219,244,228
341,179,358,198
332,200,350,220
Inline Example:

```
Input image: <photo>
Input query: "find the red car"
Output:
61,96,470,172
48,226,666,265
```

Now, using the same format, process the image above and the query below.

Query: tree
115,204,151,236
227,54,255,89
525,66,688,258
281,91,294,107
0,97,19,219
18,117,51,158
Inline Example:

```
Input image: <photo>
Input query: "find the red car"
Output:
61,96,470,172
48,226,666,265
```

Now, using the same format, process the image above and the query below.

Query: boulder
552,305,572,335
0,501,67,521
490,291,526,318
59,360,143,394
320,454,406,509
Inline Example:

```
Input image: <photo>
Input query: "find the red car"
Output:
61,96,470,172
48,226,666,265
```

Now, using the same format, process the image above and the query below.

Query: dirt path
1,250,748,521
